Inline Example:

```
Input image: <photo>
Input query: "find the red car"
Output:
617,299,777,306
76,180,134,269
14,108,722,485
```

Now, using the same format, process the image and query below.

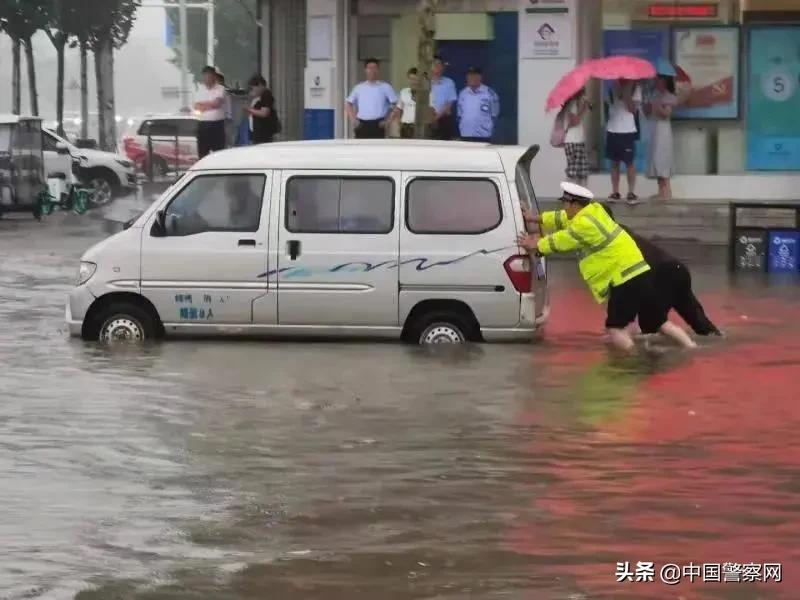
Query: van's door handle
287,240,301,260
238,239,256,247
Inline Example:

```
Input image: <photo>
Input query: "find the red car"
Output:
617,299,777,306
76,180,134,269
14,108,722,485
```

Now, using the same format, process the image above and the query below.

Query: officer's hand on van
516,232,540,251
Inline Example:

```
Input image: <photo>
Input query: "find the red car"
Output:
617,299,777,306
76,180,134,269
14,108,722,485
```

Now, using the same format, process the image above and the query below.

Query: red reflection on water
509,291,800,598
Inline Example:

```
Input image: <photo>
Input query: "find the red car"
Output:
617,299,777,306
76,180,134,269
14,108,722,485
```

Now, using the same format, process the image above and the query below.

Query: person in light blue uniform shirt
457,67,500,143
346,58,398,139
429,55,458,140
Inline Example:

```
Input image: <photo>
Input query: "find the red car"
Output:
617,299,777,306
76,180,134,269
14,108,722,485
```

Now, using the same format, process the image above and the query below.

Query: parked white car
67,140,549,344
120,115,199,176
43,129,137,206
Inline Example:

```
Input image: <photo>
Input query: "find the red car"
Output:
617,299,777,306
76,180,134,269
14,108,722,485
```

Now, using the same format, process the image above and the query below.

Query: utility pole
414,0,438,139
179,0,190,110
206,0,215,67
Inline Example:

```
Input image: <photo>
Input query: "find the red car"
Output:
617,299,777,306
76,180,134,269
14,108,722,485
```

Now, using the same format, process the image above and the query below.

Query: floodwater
2,198,800,600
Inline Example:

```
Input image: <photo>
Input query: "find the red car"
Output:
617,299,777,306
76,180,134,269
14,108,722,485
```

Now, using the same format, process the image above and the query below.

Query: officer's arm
540,210,570,231
492,90,500,118
536,226,584,256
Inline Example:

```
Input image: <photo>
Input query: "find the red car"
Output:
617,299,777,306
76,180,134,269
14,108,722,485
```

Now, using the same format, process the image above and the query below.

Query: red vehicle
120,115,199,176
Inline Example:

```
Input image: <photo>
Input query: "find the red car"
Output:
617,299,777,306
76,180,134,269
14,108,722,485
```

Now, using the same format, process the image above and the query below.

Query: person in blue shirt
429,55,458,140
346,58,398,139
457,67,500,143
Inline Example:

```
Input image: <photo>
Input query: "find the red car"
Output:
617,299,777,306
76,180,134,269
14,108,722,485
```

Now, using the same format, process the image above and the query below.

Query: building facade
259,0,800,200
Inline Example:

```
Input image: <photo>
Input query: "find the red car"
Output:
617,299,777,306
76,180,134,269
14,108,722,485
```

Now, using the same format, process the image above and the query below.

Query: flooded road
2,200,800,600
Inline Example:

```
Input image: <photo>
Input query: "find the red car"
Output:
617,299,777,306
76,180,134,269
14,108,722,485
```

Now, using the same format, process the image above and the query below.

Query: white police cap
560,181,594,201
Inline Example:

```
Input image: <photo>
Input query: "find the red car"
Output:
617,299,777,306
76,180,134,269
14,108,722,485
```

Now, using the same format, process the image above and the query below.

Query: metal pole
179,0,190,110
207,0,215,67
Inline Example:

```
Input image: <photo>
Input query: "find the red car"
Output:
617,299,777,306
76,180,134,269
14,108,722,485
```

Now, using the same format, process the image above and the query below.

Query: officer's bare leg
607,327,636,352
610,162,621,196
659,321,697,349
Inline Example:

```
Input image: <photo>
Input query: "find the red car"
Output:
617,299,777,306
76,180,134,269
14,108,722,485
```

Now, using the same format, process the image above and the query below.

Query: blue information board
747,27,800,171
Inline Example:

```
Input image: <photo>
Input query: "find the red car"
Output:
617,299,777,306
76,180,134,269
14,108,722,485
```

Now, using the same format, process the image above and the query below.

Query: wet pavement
2,195,800,600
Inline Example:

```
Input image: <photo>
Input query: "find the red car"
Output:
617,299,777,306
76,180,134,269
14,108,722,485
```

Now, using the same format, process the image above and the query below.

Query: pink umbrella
545,56,657,112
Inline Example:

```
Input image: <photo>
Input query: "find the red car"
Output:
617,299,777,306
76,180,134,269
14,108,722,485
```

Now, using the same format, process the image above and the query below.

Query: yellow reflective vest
536,202,650,303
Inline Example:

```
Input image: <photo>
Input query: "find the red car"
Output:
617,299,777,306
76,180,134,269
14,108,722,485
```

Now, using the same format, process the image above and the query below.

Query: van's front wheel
408,311,475,345
95,303,157,342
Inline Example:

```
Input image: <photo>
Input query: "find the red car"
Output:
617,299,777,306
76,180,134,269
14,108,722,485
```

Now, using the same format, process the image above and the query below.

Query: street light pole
179,0,190,110
206,0,215,67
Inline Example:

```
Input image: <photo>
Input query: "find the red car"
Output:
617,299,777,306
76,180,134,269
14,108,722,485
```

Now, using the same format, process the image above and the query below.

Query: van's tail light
504,255,532,294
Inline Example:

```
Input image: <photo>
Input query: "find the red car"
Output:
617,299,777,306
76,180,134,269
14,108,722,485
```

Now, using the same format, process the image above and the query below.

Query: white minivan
66,140,549,344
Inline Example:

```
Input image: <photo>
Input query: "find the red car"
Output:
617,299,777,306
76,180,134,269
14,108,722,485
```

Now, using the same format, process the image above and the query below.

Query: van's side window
162,174,265,236
406,178,501,234
286,177,394,234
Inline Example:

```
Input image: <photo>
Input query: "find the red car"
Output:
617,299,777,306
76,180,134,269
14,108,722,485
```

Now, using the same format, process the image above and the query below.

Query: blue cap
655,58,676,77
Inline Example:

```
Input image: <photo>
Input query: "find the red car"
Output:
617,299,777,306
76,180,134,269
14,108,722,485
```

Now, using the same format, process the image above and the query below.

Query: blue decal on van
256,246,513,279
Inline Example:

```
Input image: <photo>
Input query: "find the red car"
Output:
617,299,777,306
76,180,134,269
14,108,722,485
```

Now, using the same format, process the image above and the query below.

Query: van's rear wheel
408,311,474,345
95,303,157,342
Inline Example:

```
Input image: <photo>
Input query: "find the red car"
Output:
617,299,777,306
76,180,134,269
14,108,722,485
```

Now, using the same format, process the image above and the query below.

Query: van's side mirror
151,210,167,237
55,142,70,155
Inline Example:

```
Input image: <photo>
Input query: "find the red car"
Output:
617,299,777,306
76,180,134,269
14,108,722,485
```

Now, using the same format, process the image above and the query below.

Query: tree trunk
414,0,438,139
95,38,117,152
56,34,66,136
24,37,39,116
80,40,89,139
11,37,22,115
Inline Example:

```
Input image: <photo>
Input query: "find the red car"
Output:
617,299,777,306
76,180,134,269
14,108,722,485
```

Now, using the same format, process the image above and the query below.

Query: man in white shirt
392,67,436,139
346,58,398,139
194,65,227,158
605,79,642,204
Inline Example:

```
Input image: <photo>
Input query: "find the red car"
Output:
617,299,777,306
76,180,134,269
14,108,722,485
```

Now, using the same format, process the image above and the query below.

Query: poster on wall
520,0,572,59
603,29,669,172
672,27,739,119
747,27,800,171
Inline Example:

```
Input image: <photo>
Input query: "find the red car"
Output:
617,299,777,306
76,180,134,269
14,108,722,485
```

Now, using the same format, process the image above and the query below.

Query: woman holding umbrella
645,60,678,200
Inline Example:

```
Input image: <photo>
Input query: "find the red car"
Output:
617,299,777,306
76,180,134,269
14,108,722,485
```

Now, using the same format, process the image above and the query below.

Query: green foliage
165,0,259,88
0,0,50,40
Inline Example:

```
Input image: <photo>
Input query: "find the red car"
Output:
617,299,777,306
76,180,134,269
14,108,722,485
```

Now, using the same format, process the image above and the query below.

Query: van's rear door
514,146,548,319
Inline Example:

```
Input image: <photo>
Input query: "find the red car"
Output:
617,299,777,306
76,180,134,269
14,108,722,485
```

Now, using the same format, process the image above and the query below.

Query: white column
517,0,579,198
207,0,215,67
304,0,343,139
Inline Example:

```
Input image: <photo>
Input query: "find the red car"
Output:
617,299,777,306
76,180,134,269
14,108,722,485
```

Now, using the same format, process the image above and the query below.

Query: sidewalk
538,198,800,245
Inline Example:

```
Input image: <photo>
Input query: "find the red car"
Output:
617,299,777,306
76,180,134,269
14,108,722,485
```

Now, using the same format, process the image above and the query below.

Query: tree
45,0,79,135
85,0,140,150
414,0,438,139
165,0,259,89
0,0,50,115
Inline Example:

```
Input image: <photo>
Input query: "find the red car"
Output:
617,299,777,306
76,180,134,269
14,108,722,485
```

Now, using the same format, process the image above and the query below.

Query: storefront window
596,0,760,175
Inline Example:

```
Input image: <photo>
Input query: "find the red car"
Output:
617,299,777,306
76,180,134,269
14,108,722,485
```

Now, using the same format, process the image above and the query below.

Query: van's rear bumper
481,299,549,343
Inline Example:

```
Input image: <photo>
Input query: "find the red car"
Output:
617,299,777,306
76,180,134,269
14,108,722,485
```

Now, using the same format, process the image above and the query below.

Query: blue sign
747,27,800,171
768,230,799,273
603,30,669,173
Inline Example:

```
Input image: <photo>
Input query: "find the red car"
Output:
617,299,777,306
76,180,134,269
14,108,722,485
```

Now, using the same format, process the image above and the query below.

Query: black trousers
197,120,226,158
431,115,455,141
655,261,720,335
355,119,385,139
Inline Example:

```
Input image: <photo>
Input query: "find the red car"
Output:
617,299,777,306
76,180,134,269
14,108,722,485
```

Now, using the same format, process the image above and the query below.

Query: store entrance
437,12,518,145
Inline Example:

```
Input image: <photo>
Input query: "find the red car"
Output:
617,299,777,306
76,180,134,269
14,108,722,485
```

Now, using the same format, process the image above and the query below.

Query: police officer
602,204,721,336
430,55,458,140
516,182,697,352
346,58,398,139
457,67,500,142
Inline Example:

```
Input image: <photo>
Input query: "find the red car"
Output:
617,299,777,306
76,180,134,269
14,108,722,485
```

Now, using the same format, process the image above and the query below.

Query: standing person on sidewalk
645,74,677,200
346,58,398,139
429,55,458,140
457,67,500,143
605,79,642,205
245,75,277,144
393,68,428,139
194,65,227,158
561,88,592,186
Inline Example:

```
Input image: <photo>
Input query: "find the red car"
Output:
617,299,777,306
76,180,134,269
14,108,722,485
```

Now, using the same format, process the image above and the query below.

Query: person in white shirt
346,58,398,139
605,79,642,204
561,88,592,186
392,67,436,139
194,65,227,158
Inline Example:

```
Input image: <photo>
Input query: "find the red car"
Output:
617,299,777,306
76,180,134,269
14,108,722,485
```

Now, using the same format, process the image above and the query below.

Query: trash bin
767,230,800,273
733,229,767,272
